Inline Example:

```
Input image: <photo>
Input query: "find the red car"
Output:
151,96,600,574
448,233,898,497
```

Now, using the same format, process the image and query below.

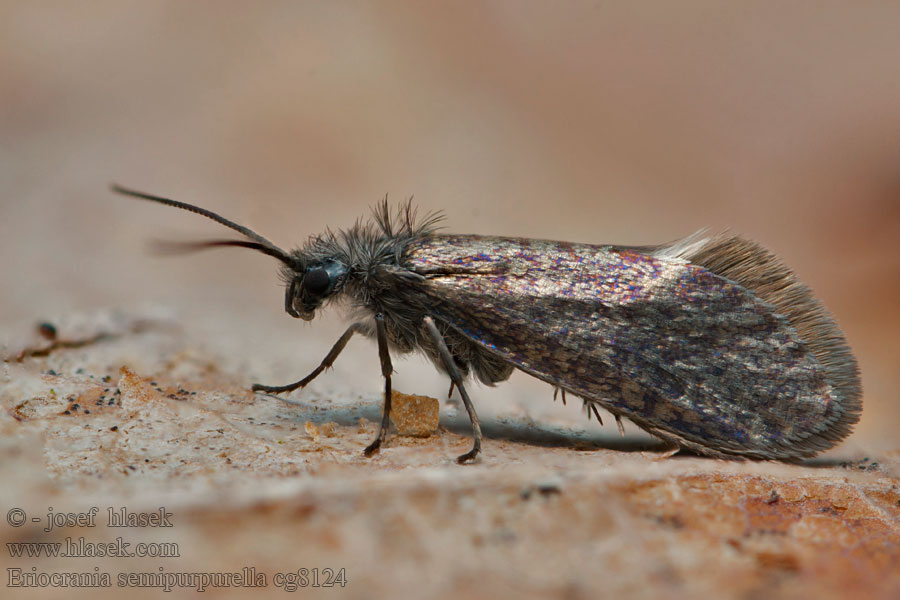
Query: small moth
113,185,861,463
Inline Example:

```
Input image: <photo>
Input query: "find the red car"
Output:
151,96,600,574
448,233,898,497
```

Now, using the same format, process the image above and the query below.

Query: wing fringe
657,233,862,452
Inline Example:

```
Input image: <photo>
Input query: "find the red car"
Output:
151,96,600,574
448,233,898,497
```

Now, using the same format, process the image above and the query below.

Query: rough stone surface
1,310,898,599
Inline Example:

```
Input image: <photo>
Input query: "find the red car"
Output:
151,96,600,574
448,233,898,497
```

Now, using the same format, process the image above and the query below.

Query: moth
113,185,861,463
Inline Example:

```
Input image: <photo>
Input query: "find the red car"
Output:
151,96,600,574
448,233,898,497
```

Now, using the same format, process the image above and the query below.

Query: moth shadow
270,395,668,454
441,410,669,454
799,455,883,470
270,396,872,464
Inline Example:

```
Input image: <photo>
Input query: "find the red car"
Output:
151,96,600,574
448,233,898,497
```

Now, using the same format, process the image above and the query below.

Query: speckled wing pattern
407,234,844,459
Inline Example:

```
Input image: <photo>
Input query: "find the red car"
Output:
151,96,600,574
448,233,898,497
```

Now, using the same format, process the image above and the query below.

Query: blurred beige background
1,1,898,452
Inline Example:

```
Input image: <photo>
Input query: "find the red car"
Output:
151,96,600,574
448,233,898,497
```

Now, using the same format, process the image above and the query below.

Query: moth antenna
111,184,295,267
149,238,295,264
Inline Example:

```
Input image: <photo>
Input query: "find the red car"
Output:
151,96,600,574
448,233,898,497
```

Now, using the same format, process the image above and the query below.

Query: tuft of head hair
370,197,445,241
660,233,862,448
285,198,444,284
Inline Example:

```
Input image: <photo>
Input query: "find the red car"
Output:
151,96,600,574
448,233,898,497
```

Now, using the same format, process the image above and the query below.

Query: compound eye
302,268,330,295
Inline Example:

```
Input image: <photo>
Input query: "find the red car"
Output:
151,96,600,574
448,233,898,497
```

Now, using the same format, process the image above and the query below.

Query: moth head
284,259,348,321
112,184,316,317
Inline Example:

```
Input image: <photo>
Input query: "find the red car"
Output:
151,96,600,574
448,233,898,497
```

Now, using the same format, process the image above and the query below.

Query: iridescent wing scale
407,234,859,459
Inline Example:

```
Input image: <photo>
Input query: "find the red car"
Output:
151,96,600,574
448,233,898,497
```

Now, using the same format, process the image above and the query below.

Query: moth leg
582,400,603,425
553,387,567,406
422,316,483,464
251,322,367,394
363,313,393,457
615,414,625,436
652,441,681,460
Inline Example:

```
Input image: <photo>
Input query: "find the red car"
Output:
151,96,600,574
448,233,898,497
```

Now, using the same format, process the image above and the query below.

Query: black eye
303,268,330,295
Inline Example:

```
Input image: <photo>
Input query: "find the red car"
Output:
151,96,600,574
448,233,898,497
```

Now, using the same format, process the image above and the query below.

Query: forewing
408,234,841,458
